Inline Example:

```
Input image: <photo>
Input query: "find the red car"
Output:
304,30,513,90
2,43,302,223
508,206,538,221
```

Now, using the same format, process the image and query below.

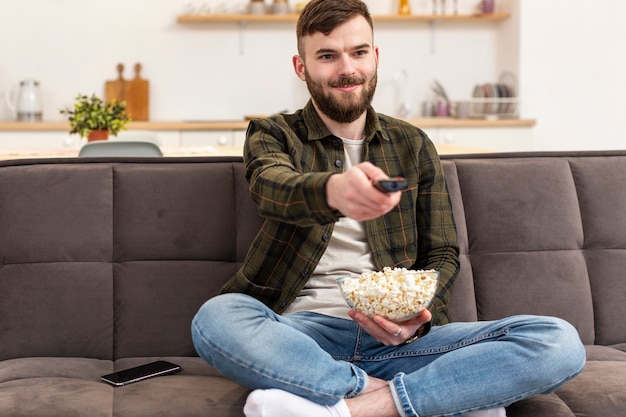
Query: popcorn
337,267,438,321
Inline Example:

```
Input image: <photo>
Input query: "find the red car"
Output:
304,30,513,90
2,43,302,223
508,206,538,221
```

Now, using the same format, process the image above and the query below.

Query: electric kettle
5,79,43,121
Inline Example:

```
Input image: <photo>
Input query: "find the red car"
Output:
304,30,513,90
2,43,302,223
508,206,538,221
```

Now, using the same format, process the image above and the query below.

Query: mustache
328,76,366,88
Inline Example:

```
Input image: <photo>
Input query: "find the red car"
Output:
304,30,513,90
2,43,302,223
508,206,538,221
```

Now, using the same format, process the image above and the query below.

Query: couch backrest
442,151,626,346
1,151,624,361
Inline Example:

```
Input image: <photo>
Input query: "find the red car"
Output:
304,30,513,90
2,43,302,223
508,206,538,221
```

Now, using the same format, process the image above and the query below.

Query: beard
305,70,377,124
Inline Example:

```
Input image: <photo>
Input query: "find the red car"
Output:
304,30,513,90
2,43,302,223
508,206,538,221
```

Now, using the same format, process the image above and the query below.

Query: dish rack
468,72,519,119
468,97,520,119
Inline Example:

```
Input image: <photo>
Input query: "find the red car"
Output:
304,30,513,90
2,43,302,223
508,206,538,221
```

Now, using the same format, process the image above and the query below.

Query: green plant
60,93,131,138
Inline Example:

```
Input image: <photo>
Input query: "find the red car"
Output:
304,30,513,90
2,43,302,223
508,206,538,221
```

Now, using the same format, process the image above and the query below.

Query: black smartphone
374,178,407,193
101,360,181,386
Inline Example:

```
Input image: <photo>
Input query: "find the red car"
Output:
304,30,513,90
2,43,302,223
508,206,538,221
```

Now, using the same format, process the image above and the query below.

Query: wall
1,0,624,151
0,0,513,119
518,0,626,151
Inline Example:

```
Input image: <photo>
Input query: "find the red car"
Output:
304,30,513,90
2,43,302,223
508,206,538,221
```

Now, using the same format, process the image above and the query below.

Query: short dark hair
296,0,373,56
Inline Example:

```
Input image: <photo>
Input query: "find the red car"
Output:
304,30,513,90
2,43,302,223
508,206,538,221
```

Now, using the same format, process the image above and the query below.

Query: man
191,1,586,416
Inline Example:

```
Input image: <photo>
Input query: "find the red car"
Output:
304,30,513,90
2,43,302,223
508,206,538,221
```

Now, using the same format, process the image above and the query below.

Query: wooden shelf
0,118,534,132
176,13,511,24
410,118,536,128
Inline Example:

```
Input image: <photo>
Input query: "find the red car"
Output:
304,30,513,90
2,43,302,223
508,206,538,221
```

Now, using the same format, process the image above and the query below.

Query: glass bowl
337,268,439,322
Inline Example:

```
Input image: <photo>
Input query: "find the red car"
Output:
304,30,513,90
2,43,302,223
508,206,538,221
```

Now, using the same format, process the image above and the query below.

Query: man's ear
293,55,306,81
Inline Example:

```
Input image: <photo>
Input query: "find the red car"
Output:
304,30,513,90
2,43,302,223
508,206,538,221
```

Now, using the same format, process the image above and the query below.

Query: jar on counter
398,0,411,15
272,0,289,14
249,0,266,15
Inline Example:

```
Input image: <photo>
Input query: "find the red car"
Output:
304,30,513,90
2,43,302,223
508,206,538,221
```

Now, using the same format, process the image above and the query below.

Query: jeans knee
541,316,586,376
192,293,273,351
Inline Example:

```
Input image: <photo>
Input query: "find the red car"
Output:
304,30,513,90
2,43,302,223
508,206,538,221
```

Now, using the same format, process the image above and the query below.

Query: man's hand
349,308,432,346
326,161,403,221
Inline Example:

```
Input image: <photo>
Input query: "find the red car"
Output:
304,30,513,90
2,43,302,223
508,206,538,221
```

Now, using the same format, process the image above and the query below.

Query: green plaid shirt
220,100,459,326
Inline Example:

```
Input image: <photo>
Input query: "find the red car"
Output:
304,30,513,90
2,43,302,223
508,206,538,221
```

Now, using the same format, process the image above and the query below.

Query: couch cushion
0,357,248,417
585,345,626,361
113,163,238,262
0,164,115,360
0,164,114,263
442,161,478,322
441,157,595,343
111,357,248,417
0,357,113,417
506,393,576,417
570,157,626,345
554,361,626,417
113,261,236,358
0,263,113,360
110,161,255,358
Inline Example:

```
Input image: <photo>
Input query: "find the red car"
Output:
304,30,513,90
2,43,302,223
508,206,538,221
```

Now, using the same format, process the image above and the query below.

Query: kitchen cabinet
0,121,247,149
181,130,246,147
423,126,533,152
413,118,535,152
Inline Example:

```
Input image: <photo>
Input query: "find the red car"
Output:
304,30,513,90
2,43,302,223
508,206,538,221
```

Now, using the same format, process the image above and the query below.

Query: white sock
463,407,507,417
244,388,351,417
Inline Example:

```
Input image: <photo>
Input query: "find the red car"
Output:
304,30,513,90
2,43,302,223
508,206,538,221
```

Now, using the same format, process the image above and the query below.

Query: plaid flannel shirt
220,100,460,326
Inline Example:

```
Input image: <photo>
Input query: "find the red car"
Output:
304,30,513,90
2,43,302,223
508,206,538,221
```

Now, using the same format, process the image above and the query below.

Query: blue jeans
191,293,585,417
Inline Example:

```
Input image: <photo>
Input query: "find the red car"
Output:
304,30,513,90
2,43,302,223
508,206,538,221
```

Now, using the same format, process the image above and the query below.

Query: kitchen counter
0,143,492,161
0,118,536,131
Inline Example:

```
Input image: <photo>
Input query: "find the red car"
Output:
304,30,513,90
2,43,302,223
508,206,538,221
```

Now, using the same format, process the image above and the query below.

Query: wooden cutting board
104,63,150,121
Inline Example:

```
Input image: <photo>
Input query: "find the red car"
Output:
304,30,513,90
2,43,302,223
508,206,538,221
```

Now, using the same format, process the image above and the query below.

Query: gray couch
0,151,624,417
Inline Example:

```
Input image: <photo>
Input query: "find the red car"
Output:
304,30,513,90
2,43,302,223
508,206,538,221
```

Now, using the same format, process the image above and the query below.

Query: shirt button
322,233,330,242
300,269,309,277
334,159,343,168
278,300,287,309
333,138,342,147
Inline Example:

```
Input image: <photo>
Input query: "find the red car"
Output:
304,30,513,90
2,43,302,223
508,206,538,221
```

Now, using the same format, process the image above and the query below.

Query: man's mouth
335,84,360,93
329,76,365,91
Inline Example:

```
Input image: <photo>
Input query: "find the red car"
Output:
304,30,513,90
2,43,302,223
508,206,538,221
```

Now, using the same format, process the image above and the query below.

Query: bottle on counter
398,0,411,15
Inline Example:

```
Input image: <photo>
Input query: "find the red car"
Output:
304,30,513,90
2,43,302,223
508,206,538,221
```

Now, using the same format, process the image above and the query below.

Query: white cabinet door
423,126,534,152
181,131,235,147
0,132,74,149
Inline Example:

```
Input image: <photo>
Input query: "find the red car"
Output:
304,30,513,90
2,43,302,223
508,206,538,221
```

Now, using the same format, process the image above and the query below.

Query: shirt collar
302,100,390,144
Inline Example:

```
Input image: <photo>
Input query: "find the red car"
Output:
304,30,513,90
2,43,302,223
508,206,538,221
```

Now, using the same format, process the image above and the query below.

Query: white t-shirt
283,138,376,319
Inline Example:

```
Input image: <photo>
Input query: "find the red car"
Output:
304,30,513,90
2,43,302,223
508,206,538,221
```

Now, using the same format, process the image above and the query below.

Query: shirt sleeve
243,118,342,226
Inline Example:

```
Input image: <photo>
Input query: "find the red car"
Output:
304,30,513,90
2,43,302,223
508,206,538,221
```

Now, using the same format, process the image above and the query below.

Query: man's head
294,0,378,124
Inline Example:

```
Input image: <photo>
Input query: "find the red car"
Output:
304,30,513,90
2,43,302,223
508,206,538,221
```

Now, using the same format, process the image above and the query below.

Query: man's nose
338,54,356,76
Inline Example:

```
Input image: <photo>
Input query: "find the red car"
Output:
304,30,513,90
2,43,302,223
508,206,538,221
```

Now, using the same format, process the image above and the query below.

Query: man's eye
320,54,334,60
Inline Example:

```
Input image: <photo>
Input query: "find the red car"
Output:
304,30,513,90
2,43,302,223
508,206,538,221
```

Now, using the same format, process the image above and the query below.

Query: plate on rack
471,84,486,115
469,74,519,119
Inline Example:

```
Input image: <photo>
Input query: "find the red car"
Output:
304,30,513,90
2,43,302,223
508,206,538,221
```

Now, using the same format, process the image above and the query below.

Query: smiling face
293,15,379,124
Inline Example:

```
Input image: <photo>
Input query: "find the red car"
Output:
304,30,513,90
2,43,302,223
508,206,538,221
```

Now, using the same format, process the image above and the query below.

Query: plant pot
88,130,109,142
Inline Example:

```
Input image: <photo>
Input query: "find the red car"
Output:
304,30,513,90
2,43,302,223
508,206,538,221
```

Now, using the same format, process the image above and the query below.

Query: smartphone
374,178,407,193
101,360,181,386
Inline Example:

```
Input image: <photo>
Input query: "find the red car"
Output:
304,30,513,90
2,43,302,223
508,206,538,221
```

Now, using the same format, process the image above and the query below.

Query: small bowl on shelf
337,268,439,322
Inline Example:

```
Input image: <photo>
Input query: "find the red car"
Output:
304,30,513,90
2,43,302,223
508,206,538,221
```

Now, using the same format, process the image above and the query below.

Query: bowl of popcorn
337,267,439,321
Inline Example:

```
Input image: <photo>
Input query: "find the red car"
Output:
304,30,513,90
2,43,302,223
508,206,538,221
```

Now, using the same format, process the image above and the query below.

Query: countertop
0,118,536,132
0,143,492,161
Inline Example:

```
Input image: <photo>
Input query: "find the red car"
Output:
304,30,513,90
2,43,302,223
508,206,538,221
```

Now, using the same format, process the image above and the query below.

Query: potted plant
60,93,131,141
